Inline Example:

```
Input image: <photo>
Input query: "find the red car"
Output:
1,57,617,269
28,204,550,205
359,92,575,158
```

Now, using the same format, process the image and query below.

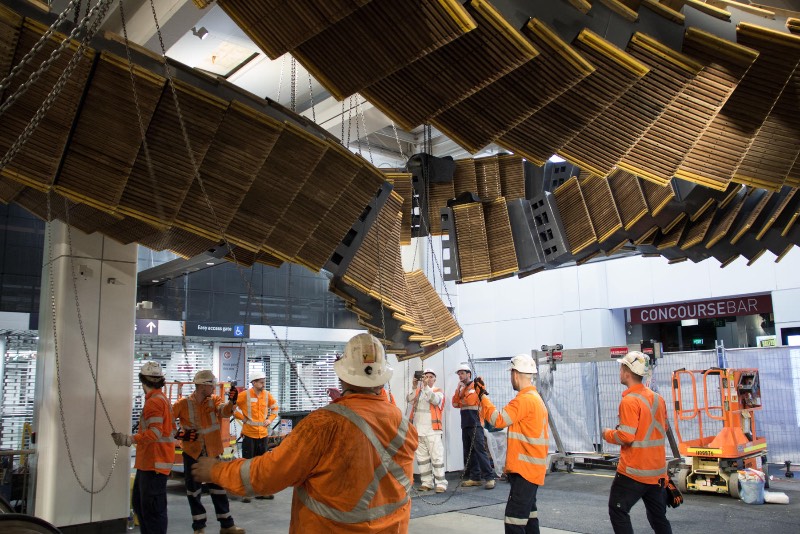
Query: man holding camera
406,368,447,492
452,363,495,489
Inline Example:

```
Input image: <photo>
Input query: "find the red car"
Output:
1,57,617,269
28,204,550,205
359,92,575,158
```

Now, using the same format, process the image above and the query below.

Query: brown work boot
485,479,496,489
241,497,251,503
219,526,245,534
435,486,446,493
193,530,205,534
462,479,482,487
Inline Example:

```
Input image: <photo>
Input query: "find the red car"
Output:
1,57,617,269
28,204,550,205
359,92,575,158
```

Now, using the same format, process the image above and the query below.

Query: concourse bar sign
630,295,772,324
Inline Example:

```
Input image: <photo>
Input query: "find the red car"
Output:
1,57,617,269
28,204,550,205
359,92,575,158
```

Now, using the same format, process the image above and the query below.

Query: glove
227,387,239,404
474,377,488,400
112,432,133,447
175,429,198,442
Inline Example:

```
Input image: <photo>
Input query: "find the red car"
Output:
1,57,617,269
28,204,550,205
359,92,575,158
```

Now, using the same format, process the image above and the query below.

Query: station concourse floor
151,464,800,533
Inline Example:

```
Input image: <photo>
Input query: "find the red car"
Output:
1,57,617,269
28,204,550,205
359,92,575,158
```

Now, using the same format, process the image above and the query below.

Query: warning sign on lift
551,351,563,361
609,346,628,357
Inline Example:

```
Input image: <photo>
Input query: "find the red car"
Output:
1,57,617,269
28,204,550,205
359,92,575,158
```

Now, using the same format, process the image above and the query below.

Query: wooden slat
640,179,675,217
553,177,596,255
385,172,414,245
484,198,518,277
580,174,623,243
498,154,526,201
453,202,491,282
607,169,648,230
453,158,478,195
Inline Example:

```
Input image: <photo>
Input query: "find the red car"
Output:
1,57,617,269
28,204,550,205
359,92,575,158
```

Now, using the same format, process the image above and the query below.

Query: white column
32,221,137,528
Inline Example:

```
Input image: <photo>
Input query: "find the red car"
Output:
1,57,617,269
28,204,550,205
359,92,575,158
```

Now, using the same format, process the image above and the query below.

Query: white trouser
417,433,447,489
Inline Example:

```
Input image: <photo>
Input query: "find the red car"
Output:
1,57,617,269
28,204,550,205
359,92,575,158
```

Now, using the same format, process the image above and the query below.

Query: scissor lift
673,368,767,498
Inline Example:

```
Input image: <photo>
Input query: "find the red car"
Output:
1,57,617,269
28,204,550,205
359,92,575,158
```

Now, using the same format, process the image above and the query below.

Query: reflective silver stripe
246,390,253,421
418,459,431,466
240,459,255,497
187,489,201,497
530,511,538,518
626,466,666,477
508,431,547,446
460,406,479,411
619,425,636,434
216,513,231,519
154,462,173,470
500,409,513,424
209,489,227,495
192,514,206,520
143,416,164,426
518,454,547,465
156,436,174,443
198,424,220,434
632,438,665,448
297,486,409,524
488,410,500,426
432,462,444,468
420,469,433,476
613,432,624,445
505,516,528,525
151,428,162,439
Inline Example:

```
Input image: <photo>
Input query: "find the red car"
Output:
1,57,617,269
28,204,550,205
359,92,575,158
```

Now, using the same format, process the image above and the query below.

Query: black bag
664,477,683,508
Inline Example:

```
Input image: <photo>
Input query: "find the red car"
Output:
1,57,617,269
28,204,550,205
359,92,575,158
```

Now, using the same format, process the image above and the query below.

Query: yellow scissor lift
673,367,768,498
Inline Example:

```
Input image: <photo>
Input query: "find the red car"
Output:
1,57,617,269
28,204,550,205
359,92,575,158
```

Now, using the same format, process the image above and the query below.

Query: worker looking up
603,351,672,534
112,361,177,534
475,354,548,534
452,363,495,489
233,370,279,503
173,370,244,534
191,333,418,533
406,368,447,493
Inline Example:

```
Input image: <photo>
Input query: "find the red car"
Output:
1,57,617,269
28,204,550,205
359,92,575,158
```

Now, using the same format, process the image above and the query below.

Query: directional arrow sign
135,319,159,336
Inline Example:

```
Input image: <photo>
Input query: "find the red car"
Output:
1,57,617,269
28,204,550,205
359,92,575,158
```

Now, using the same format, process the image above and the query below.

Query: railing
0,448,34,514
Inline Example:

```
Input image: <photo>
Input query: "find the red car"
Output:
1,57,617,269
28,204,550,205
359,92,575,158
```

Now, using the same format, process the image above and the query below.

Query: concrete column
31,221,137,528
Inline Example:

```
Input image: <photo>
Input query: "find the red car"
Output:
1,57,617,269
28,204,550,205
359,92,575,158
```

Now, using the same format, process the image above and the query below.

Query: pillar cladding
32,221,137,528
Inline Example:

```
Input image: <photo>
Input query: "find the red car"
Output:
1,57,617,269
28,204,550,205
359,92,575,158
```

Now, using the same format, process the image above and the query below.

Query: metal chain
276,55,285,104
307,72,316,123
290,57,296,112
146,0,320,408
356,96,373,165
0,0,114,173
46,193,119,494
0,0,82,93
340,100,346,145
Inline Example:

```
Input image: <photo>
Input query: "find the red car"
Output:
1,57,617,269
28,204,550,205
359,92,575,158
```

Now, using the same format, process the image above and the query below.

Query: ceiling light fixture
192,26,209,40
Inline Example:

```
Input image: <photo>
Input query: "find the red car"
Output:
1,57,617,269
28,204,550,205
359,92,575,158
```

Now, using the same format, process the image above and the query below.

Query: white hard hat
193,370,217,386
140,361,163,378
335,333,393,387
249,371,266,382
423,368,436,377
618,351,647,376
455,363,472,374
509,353,537,374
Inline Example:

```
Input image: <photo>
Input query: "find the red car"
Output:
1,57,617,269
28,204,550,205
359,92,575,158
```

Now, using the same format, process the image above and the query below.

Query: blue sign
185,322,250,338
234,325,245,337
135,319,158,336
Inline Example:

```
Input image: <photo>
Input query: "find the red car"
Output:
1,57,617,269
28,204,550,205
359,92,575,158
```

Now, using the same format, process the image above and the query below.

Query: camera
414,370,424,380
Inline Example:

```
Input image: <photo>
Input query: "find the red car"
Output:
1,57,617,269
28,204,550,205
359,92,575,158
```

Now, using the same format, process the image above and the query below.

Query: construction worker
233,370,279,502
191,333,418,533
603,351,672,534
452,363,495,489
475,354,548,534
173,370,245,534
406,368,447,493
112,361,179,534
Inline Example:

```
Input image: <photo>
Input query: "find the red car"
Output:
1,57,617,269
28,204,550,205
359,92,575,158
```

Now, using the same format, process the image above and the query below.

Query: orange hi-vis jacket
211,393,418,534
603,383,668,485
133,388,176,475
234,388,279,439
407,386,443,432
173,393,234,459
479,385,549,485
380,387,396,405
452,381,482,428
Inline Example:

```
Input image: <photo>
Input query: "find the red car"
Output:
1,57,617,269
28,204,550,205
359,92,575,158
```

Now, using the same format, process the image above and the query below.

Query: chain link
307,72,316,123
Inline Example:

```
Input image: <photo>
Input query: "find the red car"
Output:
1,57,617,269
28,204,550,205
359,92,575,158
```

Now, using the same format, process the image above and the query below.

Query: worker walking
233,370,279,502
474,354,549,534
603,351,672,534
406,368,447,493
191,333,418,533
173,370,245,534
112,361,178,534
452,363,495,489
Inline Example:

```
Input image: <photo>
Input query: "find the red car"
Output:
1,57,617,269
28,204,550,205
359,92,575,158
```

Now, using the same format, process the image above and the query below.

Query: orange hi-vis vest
133,389,176,475
480,385,549,485
407,386,443,431
452,381,482,428
211,393,418,534
603,383,668,485
173,393,233,459
235,388,279,439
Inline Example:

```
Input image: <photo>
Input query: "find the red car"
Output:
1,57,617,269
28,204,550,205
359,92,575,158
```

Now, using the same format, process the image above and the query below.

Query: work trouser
132,469,168,534
417,433,448,489
505,473,539,534
183,453,235,531
462,425,494,481
608,473,672,534
241,435,268,459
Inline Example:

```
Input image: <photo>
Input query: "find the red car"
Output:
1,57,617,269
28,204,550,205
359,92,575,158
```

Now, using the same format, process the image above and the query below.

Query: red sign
551,351,563,361
630,295,772,324
610,346,629,357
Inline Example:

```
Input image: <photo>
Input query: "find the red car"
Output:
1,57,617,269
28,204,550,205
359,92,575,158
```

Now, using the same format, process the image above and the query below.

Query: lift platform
673,367,768,498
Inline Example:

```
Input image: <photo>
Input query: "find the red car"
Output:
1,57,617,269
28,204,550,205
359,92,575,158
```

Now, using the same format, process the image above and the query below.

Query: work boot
435,486,446,493
462,479,482,487
193,530,205,534
417,485,432,491
241,497,251,503
219,526,245,534
255,494,274,500
485,479,496,489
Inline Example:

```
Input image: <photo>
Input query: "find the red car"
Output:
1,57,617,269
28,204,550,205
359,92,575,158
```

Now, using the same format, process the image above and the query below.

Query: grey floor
150,464,800,533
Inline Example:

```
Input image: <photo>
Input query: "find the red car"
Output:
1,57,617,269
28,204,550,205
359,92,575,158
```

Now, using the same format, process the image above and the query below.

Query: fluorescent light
681,319,698,327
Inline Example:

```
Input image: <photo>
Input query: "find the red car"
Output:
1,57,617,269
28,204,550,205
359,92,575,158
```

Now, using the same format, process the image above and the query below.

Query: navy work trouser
183,453,235,531
608,473,672,534
132,469,168,534
241,435,268,459
504,473,539,534
461,425,494,481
